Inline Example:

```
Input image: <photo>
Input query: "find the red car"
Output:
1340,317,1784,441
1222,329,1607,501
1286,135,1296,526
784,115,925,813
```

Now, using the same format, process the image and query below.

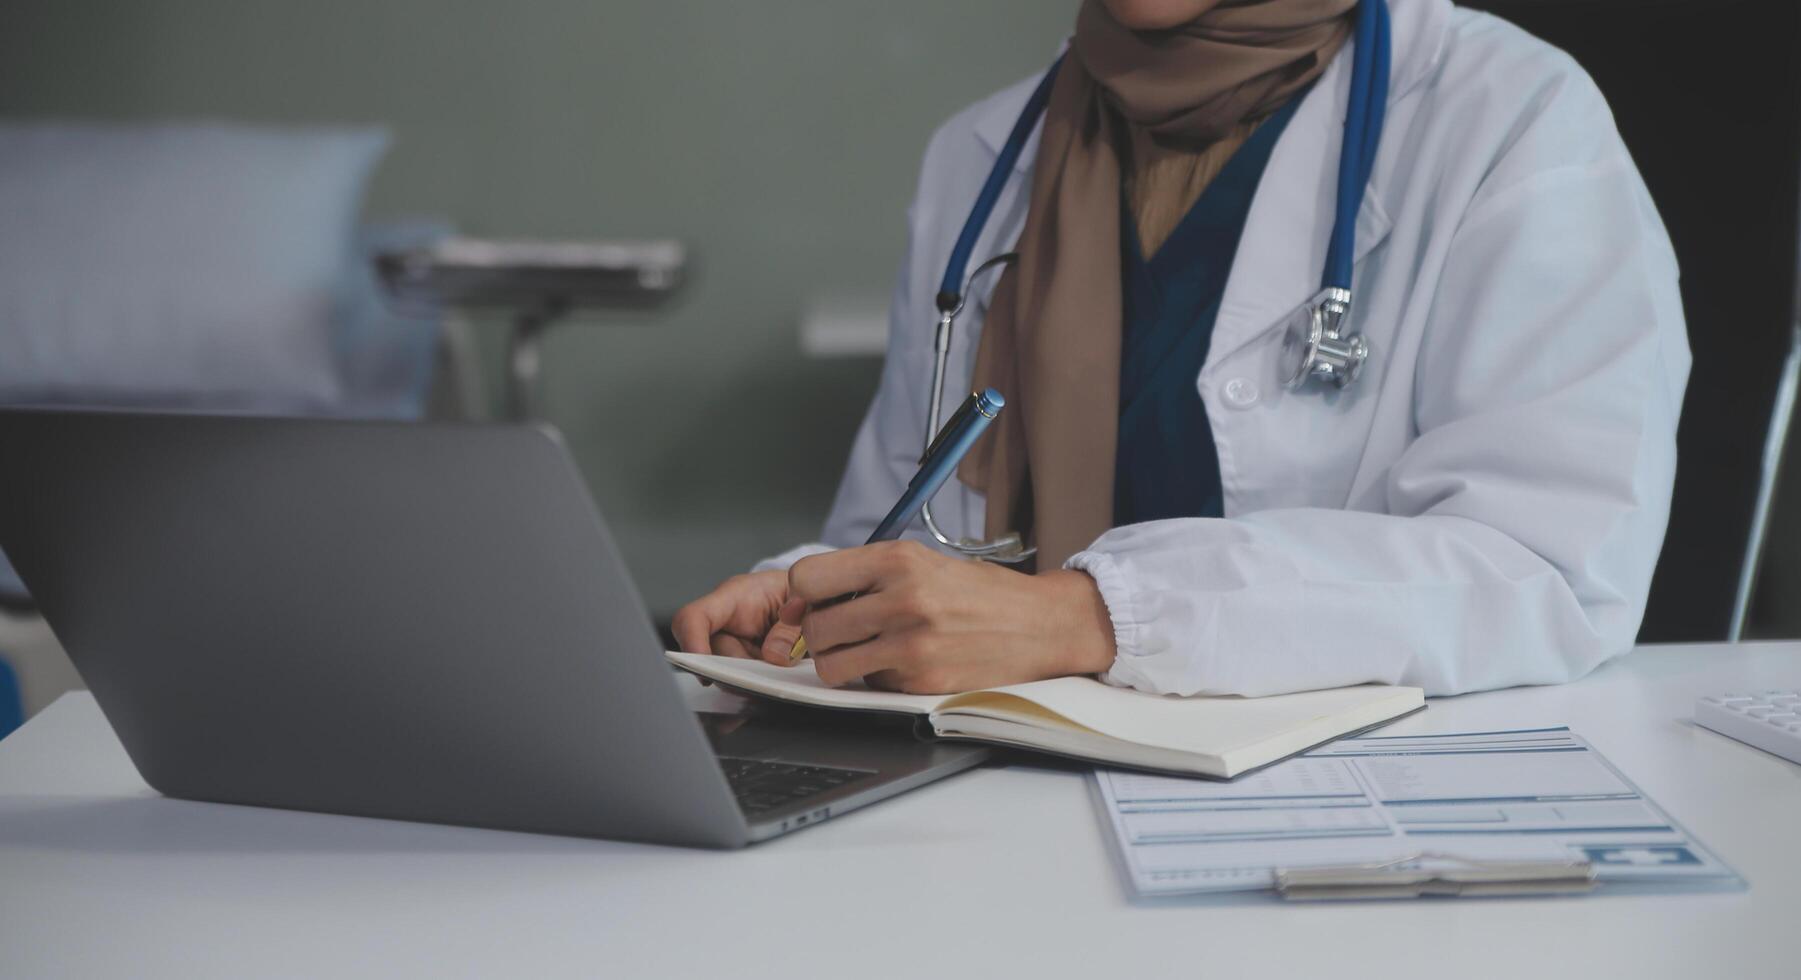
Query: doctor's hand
778,541,1116,694
671,569,800,660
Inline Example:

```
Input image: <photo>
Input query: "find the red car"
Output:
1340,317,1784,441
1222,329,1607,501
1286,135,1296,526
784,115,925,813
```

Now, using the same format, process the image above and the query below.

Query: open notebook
666,651,1424,779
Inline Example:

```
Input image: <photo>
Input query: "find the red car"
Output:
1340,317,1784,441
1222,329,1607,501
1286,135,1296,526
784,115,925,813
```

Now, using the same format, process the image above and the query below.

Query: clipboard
1094,727,1743,901
1273,853,1596,901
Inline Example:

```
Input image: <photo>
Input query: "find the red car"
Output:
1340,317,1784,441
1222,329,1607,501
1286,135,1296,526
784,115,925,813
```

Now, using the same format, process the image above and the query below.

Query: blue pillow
0,122,388,411
334,218,452,419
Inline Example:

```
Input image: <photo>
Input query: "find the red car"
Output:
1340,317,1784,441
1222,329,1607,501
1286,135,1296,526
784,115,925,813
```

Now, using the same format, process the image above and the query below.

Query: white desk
2,642,1797,979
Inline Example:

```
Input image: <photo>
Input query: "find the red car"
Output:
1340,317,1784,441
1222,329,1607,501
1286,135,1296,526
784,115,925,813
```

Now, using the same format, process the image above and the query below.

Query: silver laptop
0,409,988,847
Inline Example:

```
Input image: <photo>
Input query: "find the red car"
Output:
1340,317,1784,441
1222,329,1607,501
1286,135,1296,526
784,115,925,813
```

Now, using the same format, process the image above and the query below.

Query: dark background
1466,0,1801,641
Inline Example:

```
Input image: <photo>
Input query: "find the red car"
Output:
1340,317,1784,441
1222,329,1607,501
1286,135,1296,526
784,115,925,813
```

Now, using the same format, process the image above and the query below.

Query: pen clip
921,391,982,465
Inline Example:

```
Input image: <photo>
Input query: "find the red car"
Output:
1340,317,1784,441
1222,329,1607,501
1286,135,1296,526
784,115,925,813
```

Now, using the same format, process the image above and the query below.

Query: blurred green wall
0,0,1076,617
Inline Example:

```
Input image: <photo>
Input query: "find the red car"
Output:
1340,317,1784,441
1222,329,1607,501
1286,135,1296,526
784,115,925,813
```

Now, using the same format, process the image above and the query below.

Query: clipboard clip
1275,852,1597,901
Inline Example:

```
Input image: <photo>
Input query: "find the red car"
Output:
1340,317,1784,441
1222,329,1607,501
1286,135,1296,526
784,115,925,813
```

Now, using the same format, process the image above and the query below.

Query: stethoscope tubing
936,54,1063,314
920,0,1391,558
937,0,1388,314
1324,0,1391,291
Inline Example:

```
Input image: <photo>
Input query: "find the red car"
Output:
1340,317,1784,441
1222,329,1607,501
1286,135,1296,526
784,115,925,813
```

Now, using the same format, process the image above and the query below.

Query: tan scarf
959,0,1355,570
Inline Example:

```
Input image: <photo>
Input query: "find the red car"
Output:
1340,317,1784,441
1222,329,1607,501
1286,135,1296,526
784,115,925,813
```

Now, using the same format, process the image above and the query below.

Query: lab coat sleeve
1069,132,1691,698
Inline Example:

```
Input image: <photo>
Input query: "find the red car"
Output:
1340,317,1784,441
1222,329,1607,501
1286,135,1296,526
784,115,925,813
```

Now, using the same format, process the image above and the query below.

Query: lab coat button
1222,377,1260,409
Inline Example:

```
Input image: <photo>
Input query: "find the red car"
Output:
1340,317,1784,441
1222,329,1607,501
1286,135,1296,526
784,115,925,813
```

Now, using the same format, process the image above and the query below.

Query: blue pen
788,387,1005,663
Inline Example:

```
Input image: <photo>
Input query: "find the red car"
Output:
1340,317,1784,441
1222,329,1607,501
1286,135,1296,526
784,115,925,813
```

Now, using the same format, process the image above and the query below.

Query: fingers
759,598,808,664
864,670,904,692
671,592,733,654
812,633,924,689
788,540,935,603
710,633,760,659
796,591,893,657
759,620,803,665
673,570,790,656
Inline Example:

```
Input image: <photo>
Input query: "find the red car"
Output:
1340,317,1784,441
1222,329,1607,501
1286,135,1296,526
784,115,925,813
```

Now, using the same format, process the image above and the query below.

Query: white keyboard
1695,690,1801,765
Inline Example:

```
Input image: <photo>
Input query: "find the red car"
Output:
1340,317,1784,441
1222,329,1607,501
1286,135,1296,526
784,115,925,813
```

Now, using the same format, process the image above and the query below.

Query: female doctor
672,0,1690,698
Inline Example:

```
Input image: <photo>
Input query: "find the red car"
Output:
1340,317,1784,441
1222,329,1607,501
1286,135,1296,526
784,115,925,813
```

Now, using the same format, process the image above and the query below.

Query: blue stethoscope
919,0,1391,562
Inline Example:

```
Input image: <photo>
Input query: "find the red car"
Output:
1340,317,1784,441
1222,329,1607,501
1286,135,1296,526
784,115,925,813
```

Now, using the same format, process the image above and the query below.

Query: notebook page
664,651,945,715
940,678,1422,758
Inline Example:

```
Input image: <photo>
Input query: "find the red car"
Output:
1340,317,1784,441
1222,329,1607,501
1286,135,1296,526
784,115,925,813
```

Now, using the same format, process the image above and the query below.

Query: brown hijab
959,0,1356,570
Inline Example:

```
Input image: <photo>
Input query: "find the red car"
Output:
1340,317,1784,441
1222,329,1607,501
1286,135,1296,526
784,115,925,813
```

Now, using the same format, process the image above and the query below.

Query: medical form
1095,728,1743,898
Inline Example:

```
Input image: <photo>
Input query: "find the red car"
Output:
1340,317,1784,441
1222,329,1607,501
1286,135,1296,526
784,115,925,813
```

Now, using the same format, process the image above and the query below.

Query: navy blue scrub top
1113,96,1303,528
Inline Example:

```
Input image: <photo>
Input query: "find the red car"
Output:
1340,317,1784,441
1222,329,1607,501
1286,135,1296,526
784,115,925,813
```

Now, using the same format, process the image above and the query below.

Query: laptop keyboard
718,757,873,816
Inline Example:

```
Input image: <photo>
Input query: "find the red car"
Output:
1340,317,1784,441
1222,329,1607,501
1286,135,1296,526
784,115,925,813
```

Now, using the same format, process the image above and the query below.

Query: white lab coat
759,0,1690,698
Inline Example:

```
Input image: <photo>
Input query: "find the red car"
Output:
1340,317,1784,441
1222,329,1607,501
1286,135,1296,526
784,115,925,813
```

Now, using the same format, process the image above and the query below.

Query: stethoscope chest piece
1280,287,1369,390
